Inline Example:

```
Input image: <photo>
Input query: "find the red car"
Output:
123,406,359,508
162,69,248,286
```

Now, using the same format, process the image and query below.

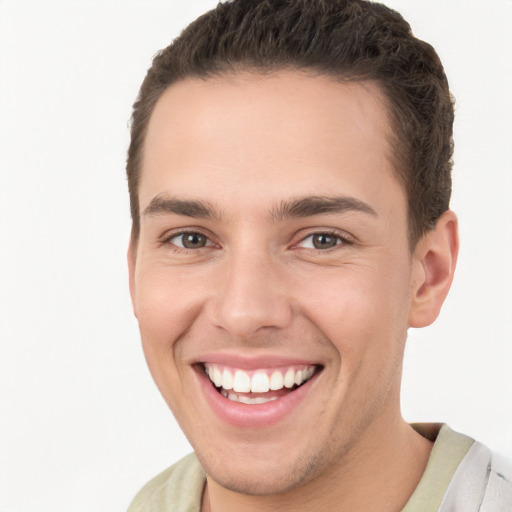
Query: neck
202,417,433,512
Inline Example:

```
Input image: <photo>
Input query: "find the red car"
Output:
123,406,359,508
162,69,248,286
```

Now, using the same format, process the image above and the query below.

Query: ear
127,235,138,318
408,210,459,328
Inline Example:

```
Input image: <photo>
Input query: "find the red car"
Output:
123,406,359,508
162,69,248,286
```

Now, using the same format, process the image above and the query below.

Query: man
126,1,512,510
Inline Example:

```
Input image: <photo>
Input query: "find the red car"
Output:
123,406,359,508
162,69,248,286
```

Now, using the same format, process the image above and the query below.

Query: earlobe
408,210,459,328
127,237,138,318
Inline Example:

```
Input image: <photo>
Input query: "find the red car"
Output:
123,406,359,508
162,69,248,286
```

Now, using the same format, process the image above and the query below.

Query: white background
0,1,511,511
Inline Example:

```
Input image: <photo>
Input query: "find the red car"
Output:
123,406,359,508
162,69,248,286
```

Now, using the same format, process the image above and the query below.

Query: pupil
183,233,206,248
313,234,337,249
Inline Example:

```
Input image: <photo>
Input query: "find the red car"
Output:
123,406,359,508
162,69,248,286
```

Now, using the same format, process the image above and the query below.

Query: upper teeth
204,363,316,393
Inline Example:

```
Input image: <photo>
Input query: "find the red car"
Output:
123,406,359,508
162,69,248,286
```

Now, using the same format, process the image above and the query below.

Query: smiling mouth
202,363,322,405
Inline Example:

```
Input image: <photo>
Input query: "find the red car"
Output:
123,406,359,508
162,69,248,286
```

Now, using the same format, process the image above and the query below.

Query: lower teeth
220,389,280,404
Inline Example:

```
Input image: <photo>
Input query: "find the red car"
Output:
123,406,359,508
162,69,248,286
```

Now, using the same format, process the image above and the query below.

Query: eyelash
294,230,353,251
160,230,216,252
160,229,352,253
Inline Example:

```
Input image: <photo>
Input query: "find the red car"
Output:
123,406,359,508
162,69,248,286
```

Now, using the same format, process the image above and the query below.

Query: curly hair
127,0,454,247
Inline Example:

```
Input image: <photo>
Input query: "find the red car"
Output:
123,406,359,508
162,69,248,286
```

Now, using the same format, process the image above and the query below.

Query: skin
129,71,458,511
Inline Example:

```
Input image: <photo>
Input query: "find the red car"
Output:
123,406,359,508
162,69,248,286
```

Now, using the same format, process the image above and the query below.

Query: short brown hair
127,0,454,246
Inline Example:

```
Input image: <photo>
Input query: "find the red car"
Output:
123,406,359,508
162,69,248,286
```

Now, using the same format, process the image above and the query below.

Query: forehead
140,71,403,217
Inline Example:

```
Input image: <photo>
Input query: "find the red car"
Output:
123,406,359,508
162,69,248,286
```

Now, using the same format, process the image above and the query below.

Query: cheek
294,261,411,359
134,267,205,356
133,268,205,411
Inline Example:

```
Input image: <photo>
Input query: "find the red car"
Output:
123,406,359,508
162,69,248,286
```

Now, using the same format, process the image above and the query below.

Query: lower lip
196,366,320,428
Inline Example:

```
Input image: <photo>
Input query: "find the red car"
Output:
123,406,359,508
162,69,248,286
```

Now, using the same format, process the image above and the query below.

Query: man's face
129,72,422,494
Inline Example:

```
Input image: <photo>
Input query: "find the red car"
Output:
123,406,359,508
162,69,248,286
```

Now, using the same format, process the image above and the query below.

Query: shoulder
485,452,512,508
128,453,206,512
437,428,512,511
404,424,512,512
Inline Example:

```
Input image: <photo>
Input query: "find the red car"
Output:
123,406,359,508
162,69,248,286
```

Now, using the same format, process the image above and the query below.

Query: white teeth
237,395,255,404
303,367,315,381
233,370,251,393
213,366,222,387
204,363,317,396
232,393,279,405
222,368,233,390
251,372,270,393
221,389,277,405
269,370,284,390
284,368,295,388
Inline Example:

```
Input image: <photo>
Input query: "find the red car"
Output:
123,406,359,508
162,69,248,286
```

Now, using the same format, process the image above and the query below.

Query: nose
206,251,294,339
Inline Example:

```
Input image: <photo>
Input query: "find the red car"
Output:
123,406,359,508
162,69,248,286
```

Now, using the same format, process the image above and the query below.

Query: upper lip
191,352,323,370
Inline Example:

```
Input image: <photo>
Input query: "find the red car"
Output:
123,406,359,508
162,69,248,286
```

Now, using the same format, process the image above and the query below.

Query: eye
297,232,345,250
168,232,211,249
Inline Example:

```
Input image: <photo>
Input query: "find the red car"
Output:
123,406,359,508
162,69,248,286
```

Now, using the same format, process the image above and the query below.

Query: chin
197,444,336,496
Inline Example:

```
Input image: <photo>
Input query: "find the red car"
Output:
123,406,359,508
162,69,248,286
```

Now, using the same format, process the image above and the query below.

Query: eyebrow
270,195,377,221
143,195,221,220
142,193,377,222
